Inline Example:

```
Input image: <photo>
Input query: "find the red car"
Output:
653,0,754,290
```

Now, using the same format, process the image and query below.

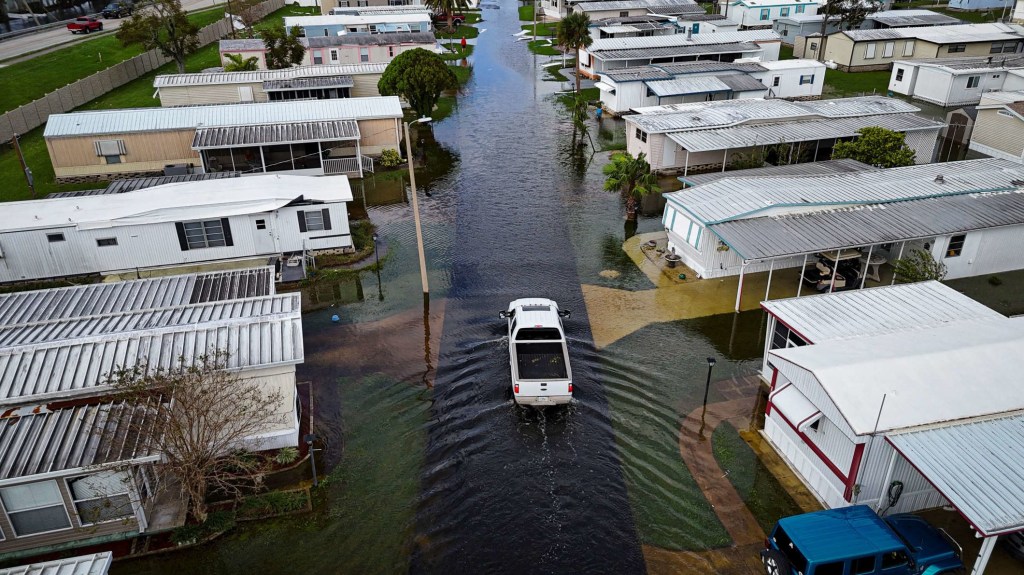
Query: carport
886,412,1024,575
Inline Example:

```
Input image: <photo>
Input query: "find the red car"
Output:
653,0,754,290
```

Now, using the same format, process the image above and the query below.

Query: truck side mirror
558,310,571,318
498,311,508,319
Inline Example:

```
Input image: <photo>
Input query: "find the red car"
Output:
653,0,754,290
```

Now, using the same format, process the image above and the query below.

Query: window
46,233,65,243
360,47,369,62
852,556,877,574
619,10,628,16
948,43,966,53
330,49,339,62
795,4,805,12
96,238,118,247
882,41,894,58
781,28,788,36
357,0,368,5
809,41,818,51
771,527,808,574
895,68,904,82
881,550,909,569
298,209,332,232
780,7,789,16
338,0,349,5
691,23,699,33
771,321,807,351
991,41,1019,54
967,75,980,89
772,76,781,87
0,481,72,537
324,29,329,36
93,139,126,158
799,74,814,85
104,155,122,164
67,471,133,526
759,8,770,20
646,86,656,98
255,219,267,230
864,43,876,59
313,52,323,65
388,45,395,57
947,234,966,257
903,40,914,56
815,562,844,575
175,219,233,251
635,128,647,143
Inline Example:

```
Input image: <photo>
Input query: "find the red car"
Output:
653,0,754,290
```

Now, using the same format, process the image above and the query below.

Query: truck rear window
515,342,568,380
773,527,808,574
516,328,561,341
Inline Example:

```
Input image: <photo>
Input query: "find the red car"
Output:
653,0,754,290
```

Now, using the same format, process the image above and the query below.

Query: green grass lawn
528,39,562,56
518,3,535,21
823,68,890,98
779,44,794,60
521,21,557,36
934,7,999,22
434,23,480,41
258,4,319,28
439,43,474,60
79,43,222,110
0,7,226,114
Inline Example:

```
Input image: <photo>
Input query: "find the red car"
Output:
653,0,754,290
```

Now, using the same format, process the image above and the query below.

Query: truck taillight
568,384,573,393
514,384,519,394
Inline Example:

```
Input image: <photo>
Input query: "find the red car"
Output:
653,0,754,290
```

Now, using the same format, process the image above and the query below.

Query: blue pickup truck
762,506,964,575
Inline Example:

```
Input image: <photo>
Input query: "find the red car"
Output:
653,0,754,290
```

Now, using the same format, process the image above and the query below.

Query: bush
378,148,402,168
274,446,299,465
171,511,237,545
237,490,309,520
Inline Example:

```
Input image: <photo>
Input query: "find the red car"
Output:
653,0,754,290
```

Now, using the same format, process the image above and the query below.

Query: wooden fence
0,0,285,143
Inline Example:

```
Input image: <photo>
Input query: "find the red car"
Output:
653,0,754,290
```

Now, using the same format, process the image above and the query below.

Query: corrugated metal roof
284,13,430,26
602,66,674,81
328,4,431,14
895,54,1024,71
666,158,1023,224
219,38,266,50
628,95,920,133
844,22,1024,43
710,186,1024,260
602,60,765,82
262,75,354,90
154,64,387,88
589,28,779,52
679,158,876,186
666,112,941,152
0,313,303,406
0,268,274,326
761,281,1001,344
676,13,729,21
718,74,768,92
304,31,436,47
0,398,163,481
44,97,402,138
193,119,360,148
770,316,1024,435
866,9,960,26
0,294,300,348
576,0,701,12
598,41,760,60
888,411,1024,536
0,175,353,233
0,553,113,575
645,75,734,96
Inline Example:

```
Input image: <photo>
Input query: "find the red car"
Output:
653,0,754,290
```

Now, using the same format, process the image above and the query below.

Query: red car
67,17,103,34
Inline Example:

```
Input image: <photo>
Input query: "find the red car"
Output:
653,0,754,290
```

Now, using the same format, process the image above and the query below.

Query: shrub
274,446,299,465
378,148,402,168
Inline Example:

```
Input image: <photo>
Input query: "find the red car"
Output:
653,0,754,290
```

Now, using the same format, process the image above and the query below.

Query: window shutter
321,208,332,230
94,141,103,156
175,222,189,251
297,211,307,232
221,218,234,247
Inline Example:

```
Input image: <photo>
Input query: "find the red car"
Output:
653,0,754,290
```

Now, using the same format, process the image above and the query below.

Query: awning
192,119,360,149
770,383,822,433
595,81,616,92
262,75,355,91
887,411,1024,537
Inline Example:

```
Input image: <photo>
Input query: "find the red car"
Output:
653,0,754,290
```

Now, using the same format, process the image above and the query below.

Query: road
0,0,225,64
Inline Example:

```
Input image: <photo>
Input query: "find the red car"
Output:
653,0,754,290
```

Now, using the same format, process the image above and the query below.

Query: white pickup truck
499,298,573,407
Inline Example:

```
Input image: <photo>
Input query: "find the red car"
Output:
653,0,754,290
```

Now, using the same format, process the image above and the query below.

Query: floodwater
112,1,796,574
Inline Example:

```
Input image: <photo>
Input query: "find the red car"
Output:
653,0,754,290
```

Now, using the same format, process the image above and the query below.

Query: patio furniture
859,251,889,283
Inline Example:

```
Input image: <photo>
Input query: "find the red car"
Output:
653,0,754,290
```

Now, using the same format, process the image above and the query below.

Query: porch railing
360,155,374,173
323,157,360,175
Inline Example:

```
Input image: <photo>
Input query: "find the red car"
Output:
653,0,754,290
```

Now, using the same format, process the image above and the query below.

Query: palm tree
556,12,592,93
425,0,469,33
223,52,259,72
603,152,659,221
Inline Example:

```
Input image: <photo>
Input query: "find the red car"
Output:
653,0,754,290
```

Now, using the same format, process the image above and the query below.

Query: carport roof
888,411,1024,536
192,119,360,148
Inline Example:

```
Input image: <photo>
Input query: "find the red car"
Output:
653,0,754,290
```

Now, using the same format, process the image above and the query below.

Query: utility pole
533,0,538,41
11,134,35,198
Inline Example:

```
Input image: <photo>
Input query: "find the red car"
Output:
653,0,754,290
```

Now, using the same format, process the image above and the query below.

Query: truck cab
762,506,963,575
499,298,573,407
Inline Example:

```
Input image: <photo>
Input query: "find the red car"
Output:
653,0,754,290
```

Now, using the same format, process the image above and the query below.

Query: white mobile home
154,63,390,107
571,0,704,20
719,0,822,29
660,159,1024,307
625,96,938,173
888,55,1024,106
969,89,1024,162
284,13,433,36
0,175,354,283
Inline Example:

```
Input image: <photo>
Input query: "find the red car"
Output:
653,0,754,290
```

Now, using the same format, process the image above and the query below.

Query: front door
250,214,278,255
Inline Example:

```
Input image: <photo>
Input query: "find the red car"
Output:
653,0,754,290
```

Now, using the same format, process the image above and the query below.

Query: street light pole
304,433,318,487
702,357,717,409
403,117,431,299
373,233,383,301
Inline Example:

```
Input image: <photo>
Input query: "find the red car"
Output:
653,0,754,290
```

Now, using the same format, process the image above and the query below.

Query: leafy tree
893,248,947,283
260,25,306,69
223,52,260,71
603,152,660,221
831,126,916,168
116,0,200,74
424,0,469,32
815,0,883,62
106,353,286,523
556,12,593,93
378,48,458,118
570,93,594,151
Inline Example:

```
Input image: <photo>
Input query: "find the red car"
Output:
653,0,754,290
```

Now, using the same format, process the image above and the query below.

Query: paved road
0,0,225,64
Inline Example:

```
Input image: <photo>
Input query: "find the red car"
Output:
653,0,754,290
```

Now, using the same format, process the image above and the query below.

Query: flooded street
113,1,803,574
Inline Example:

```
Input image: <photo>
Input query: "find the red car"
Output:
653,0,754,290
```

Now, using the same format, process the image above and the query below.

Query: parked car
101,1,133,18
432,11,465,26
498,298,573,407
762,506,964,575
67,16,103,33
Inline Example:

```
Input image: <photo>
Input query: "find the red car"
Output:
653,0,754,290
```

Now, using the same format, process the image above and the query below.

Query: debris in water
599,270,621,279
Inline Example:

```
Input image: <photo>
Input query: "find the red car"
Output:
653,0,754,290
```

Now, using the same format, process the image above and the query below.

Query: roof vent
934,174,945,184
